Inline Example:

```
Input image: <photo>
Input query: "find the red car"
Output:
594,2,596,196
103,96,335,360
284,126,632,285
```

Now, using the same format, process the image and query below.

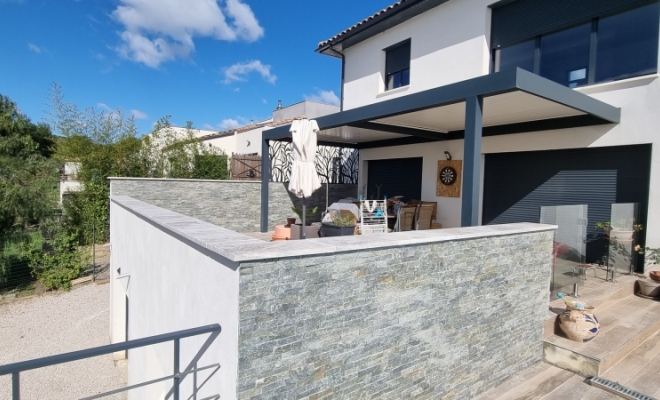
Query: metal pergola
260,68,621,232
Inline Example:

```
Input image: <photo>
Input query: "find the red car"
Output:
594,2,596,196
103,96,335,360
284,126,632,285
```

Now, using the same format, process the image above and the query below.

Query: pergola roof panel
263,69,620,146
317,126,407,144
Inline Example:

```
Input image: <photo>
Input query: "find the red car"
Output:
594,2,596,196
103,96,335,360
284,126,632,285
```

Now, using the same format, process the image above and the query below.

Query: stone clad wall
237,231,553,399
109,178,357,233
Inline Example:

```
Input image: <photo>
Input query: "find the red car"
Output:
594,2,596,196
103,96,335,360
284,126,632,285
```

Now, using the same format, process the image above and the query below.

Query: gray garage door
482,144,651,266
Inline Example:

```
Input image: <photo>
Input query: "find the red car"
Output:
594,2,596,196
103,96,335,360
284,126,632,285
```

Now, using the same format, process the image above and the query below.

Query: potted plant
596,220,643,241
290,206,319,239
291,206,318,225
636,246,660,298
320,214,356,237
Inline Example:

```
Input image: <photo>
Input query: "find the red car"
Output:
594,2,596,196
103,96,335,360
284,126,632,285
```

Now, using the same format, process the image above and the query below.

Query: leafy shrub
21,231,89,290
328,213,356,227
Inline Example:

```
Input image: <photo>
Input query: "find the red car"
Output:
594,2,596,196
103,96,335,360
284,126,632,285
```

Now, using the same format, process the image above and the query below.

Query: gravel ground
0,283,126,400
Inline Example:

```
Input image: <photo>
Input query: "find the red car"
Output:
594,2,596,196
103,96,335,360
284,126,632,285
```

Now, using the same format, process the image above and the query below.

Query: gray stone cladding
109,178,357,233
237,231,553,399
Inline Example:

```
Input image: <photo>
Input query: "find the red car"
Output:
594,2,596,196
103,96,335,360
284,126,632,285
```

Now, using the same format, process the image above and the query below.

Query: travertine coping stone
111,196,557,265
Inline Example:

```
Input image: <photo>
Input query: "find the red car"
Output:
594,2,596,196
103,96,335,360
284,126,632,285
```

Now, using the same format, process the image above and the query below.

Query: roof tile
317,0,409,50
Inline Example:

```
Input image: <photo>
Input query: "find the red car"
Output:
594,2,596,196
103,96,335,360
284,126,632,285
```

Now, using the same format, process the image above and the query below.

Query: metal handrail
0,323,221,400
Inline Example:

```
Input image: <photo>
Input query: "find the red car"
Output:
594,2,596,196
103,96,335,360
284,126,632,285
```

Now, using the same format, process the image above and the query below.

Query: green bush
0,232,41,291
21,231,88,290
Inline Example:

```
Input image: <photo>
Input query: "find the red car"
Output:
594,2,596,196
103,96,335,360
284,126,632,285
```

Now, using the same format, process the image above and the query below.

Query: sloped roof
316,0,449,56
199,117,305,141
317,0,410,50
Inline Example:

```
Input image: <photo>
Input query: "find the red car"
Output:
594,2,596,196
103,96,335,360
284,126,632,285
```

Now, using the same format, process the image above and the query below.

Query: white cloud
130,109,149,119
304,89,340,106
97,103,113,112
28,43,42,54
219,118,242,130
222,60,276,84
112,0,264,68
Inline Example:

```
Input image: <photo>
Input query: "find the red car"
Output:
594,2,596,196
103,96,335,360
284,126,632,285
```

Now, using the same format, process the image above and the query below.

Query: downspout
326,44,345,112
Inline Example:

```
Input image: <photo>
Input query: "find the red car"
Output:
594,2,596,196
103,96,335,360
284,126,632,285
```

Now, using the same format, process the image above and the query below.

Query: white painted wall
272,101,339,121
204,134,237,156
110,202,239,400
342,0,492,110
235,126,268,155
359,75,660,248
59,179,82,204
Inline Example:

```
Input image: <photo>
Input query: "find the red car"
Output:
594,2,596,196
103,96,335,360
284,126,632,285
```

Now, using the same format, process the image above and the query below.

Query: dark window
494,39,536,73
596,3,660,83
540,23,591,87
492,3,660,87
385,40,411,90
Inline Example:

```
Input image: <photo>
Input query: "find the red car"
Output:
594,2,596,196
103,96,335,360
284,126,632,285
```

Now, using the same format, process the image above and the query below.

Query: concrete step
473,330,660,399
543,291,660,377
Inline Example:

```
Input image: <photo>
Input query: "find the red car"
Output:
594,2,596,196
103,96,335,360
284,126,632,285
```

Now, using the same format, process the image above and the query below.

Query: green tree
0,94,58,238
49,84,229,244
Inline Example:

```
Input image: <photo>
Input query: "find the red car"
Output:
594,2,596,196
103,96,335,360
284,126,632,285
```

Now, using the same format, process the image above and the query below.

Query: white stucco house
199,100,339,156
261,0,660,270
59,161,82,204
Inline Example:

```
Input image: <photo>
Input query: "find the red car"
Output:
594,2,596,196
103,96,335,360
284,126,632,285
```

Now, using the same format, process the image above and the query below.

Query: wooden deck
476,273,660,399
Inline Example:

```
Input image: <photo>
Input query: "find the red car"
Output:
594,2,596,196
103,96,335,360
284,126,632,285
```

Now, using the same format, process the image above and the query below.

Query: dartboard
440,166,457,185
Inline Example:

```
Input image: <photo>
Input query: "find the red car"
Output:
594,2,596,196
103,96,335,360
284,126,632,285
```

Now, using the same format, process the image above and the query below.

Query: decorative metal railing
0,324,222,400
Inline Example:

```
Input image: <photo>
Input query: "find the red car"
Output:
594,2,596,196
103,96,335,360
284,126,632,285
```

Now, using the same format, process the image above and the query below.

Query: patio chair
397,205,418,231
416,203,434,230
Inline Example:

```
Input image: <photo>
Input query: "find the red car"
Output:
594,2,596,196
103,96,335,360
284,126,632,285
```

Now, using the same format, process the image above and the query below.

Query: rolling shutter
482,145,651,264
385,41,411,74
491,0,658,48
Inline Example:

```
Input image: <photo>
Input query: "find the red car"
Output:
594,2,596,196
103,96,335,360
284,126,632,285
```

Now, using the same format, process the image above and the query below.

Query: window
494,39,535,73
493,3,660,88
540,23,591,88
596,3,660,83
385,40,410,90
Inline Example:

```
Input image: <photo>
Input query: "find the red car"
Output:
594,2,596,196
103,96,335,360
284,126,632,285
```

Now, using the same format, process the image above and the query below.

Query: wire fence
0,232,35,295
0,223,110,298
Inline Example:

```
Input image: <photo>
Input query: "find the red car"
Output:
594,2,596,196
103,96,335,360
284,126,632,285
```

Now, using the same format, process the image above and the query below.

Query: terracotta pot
286,218,296,227
558,303,599,342
649,271,660,282
638,279,660,297
272,225,291,240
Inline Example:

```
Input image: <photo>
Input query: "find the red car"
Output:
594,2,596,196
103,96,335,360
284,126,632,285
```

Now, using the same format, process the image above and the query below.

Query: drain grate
590,376,657,400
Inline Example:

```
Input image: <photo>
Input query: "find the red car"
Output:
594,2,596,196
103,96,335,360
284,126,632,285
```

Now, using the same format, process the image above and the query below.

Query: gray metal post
12,372,19,400
461,96,483,227
92,223,96,281
260,137,270,233
173,339,180,400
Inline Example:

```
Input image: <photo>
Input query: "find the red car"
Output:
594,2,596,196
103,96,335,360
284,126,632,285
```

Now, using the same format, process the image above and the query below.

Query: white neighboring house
199,100,339,156
170,126,237,156
198,100,356,183
59,162,82,204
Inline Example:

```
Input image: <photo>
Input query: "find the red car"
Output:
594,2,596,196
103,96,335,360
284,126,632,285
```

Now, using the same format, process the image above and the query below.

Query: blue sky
0,0,393,134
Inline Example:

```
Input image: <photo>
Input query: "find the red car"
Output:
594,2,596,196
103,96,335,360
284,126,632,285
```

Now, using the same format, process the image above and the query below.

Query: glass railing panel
541,204,588,298
607,203,640,276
